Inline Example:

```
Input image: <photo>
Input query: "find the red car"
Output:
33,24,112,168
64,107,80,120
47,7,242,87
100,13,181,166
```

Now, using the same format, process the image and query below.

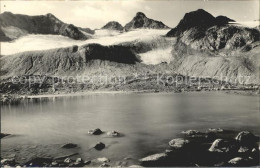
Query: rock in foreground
235,131,257,146
168,138,190,149
139,153,168,166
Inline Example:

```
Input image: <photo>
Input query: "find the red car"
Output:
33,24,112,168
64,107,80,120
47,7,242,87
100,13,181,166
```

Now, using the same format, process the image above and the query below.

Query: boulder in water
94,142,105,150
88,128,103,135
61,143,77,149
107,131,121,137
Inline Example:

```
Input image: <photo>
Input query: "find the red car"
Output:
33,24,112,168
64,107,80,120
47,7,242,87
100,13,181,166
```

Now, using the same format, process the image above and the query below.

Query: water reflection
1,92,259,163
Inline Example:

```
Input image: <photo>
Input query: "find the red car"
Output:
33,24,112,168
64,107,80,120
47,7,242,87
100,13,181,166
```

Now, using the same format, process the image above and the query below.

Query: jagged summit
136,12,146,17
124,12,169,31
102,21,123,31
166,9,235,37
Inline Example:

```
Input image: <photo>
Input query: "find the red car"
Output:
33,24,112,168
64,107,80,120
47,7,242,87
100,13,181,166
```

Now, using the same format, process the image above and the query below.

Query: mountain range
0,9,260,87
0,11,170,41
0,12,94,41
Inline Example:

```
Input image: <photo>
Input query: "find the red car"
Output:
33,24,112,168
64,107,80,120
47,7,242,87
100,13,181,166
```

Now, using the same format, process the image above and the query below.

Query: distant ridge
0,12,93,41
102,21,123,31
124,12,170,31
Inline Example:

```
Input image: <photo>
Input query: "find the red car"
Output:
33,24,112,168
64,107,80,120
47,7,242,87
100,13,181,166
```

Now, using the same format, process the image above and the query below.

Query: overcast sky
1,0,259,29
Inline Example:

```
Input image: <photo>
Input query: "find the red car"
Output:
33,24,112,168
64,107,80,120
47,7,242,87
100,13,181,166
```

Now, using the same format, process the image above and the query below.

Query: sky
1,0,259,29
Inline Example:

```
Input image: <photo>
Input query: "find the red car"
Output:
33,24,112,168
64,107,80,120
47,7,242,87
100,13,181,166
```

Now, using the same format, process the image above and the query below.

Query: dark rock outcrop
102,21,123,31
88,128,103,135
94,142,105,150
24,157,52,167
215,16,235,25
0,133,10,139
174,25,260,53
208,139,238,153
0,12,89,41
168,9,260,84
166,9,235,37
235,131,258,146
124,12,169,31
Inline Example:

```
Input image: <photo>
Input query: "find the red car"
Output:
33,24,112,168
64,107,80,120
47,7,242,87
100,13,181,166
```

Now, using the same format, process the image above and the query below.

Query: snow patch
139,47,173,65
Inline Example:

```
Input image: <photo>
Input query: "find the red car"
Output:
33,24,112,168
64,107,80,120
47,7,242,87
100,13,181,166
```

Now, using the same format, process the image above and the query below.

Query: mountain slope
167,9,260,84
124,12,169,31
0,12,91,41
0,44,142,78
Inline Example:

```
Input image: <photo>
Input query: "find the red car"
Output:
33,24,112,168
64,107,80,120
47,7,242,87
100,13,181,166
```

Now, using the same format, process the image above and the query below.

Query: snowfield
1,29,173,64
139,47,173,64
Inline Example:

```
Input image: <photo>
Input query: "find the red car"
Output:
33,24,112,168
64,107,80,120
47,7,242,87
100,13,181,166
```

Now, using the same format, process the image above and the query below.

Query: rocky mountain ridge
166,9,235,37
167,9,260,84
0,12,93,41
0,44,142,78
124,12,170,31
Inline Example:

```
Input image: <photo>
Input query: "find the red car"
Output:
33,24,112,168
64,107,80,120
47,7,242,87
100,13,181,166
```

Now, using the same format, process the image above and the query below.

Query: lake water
1,92,259,166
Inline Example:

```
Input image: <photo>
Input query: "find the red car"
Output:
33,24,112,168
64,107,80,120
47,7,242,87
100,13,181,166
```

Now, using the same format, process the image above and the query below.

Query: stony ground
1,129,259,167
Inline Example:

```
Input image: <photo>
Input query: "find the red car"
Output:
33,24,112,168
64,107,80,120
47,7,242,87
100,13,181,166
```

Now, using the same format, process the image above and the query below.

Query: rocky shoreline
1,129,259,167
1,88,259,106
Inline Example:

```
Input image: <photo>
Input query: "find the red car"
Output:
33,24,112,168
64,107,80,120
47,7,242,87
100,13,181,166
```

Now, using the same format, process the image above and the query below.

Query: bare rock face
124,12,169,31
102,21,123,31
0,12,90,41
175,25,260,53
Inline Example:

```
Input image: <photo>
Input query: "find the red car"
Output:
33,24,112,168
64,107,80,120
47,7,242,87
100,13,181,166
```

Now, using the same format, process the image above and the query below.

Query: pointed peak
185,9,213,17
136,12,146,17
46,13,55,18
196,9,208,13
